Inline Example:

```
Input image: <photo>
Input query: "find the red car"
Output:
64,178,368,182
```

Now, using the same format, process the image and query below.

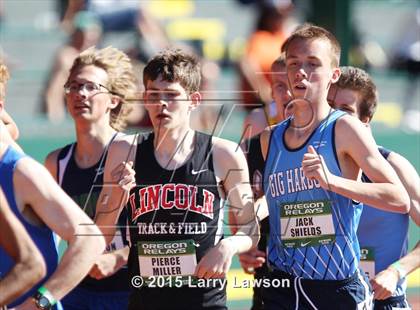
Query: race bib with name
138,239,197,285
280,200,335,248
359,247,375,280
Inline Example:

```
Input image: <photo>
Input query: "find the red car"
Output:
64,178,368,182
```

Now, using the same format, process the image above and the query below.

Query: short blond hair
0,60,10,101
68,46,138,131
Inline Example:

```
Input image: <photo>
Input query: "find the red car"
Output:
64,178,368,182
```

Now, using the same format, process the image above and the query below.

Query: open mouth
75,104,90,110
157,113,170,119
294,83,307,90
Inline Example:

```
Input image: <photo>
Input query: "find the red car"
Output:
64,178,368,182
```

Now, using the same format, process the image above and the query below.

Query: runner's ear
189,92,201,111
331,67,341,84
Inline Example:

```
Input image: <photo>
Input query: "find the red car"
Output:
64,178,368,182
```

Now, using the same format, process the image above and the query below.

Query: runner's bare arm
0,121,23,152
94,136,137,245
13,158,106,302
386,151,420,225
195,138,259,278
0,188,46,306
89,246,130,280
309,115,409,213
372,241,420,300
1,110,19,140
215,138,259,251
44,148,62,182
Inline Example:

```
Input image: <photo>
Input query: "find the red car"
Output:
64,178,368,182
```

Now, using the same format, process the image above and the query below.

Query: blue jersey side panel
0,146,60,307
358,147,409,296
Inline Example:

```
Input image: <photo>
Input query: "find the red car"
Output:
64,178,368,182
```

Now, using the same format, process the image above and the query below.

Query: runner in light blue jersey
260,24,409,310
264,109,362,280
329,66,420,310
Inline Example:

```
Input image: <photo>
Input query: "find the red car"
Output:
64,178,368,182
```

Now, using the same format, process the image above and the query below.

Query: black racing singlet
127,131,227,310
58,140,129,292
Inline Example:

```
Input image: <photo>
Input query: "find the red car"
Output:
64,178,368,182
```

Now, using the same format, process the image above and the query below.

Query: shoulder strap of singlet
194,131,213,171
130,131,150,172
57,143,75,186
90,132,119,185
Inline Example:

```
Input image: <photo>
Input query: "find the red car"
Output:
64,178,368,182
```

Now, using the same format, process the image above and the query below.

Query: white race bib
280,200,336,248
138,239,197,285
359,247,375,280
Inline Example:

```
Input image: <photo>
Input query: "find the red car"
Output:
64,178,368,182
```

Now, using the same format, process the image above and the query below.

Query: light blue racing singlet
358,147,409,297
0,145,61,308
264,110,363,280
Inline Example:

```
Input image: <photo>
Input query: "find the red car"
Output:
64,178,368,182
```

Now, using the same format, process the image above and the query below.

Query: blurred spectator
238,3,293,111
391,6,420,132
0,0,4,26
190,59,222,134
59,0,170,62
41,11,102,122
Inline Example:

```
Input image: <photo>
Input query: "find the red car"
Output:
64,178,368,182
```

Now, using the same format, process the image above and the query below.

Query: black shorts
262,269,373,310
374,295,410,310
128,285,227,310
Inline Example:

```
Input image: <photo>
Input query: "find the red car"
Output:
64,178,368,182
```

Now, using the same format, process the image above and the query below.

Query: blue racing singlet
264,110,363,280
358,147,409,297
0,146,60,308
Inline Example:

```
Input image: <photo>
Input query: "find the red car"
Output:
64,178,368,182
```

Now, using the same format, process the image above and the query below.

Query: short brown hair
281,23,341,67
143,49,201,93
336,66,378,121
0,60,10,101
68,46,138,131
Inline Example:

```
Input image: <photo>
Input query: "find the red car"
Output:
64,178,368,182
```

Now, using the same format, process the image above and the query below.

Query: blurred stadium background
1,0,418,309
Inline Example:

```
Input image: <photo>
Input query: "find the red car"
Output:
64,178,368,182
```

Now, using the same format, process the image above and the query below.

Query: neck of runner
153,127,195,170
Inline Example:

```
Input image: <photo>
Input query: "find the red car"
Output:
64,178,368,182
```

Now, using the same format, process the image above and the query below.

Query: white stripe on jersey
58,144,74,186
214,198,225,245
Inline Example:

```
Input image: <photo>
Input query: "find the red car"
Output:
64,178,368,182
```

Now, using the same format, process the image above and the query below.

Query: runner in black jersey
94,49,259,310
45,46,137,310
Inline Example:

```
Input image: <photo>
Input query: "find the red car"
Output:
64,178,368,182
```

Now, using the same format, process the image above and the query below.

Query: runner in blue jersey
0,59,106,309
329,66,420,310
233,55,292,310
0,188,46,307
45,46,137,310
260,24,409,309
